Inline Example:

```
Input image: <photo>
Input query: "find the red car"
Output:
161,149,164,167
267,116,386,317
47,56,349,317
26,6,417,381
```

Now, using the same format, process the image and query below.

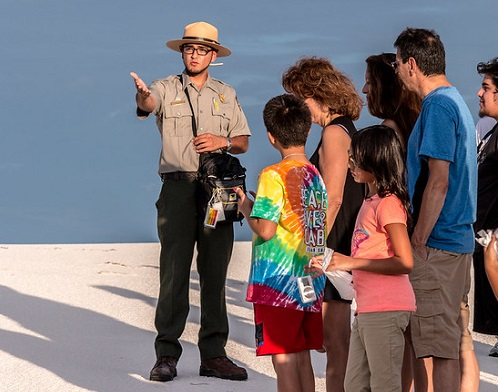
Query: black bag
197,152,246,223
179,74,246,224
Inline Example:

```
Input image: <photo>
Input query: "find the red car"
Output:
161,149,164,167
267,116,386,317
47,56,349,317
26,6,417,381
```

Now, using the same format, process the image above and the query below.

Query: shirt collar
180,71,216,93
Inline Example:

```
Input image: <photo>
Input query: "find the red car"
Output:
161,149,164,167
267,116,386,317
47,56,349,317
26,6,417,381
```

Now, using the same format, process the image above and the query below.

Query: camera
297,275,316,303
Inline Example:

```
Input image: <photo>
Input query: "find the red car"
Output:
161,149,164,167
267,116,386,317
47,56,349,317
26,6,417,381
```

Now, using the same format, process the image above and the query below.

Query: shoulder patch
211,77,227,86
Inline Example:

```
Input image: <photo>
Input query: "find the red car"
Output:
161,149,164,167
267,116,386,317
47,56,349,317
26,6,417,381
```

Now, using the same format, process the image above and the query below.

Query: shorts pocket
412,280,444,341
413,280,443,317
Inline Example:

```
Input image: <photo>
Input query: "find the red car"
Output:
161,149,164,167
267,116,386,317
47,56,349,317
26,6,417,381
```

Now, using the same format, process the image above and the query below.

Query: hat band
182,36,220,45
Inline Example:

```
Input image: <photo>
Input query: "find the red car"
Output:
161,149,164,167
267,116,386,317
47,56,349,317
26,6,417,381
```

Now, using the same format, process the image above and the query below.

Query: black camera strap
179,74,198,138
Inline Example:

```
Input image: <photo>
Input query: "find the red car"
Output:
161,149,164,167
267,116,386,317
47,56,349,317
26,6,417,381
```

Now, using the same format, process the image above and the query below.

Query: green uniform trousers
154,177,234,361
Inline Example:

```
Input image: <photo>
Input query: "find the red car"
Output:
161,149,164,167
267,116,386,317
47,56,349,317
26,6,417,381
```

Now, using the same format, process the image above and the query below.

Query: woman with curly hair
282,57,364,392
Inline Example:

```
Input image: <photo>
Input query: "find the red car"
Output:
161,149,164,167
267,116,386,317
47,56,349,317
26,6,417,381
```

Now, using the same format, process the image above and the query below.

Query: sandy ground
0,242,497,392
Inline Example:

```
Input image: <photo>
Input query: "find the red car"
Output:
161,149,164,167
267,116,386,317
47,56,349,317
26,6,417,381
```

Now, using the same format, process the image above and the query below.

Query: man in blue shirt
394,28,478,392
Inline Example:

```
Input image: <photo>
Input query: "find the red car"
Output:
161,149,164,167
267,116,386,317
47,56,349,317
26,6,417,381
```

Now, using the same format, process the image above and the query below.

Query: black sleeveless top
309,116,365,255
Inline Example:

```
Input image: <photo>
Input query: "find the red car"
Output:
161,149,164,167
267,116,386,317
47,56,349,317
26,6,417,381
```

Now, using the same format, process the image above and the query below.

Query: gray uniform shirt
138,72,251,174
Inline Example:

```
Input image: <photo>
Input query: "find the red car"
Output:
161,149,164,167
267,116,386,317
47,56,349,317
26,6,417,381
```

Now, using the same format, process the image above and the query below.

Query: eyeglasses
390,60,400,71
182,45,213,56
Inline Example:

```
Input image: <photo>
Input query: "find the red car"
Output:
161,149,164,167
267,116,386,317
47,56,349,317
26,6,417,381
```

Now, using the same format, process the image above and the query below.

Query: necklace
283,153,307,160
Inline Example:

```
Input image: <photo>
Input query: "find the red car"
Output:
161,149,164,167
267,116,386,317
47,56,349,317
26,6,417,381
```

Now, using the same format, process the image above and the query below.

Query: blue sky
1,0,496,244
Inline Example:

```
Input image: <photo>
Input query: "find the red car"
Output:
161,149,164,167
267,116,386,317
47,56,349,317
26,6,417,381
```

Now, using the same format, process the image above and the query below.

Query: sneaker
489,342,498,357
199,356,248,381
150,356,177,382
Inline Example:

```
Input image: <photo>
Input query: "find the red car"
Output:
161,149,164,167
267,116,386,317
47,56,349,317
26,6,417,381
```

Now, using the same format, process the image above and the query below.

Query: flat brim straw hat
166,21,231,57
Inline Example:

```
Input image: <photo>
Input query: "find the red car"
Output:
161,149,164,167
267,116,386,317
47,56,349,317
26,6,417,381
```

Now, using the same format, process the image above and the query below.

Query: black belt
161,171,198,181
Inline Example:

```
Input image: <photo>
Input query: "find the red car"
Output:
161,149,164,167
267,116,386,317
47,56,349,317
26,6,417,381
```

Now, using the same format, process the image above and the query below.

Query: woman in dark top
282,57,363,392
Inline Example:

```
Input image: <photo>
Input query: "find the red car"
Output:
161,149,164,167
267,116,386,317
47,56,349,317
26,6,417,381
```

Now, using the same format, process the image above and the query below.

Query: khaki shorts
409,247,473,360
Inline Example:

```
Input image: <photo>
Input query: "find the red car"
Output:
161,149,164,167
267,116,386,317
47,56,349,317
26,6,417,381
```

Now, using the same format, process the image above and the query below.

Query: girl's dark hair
350,125,412,227
365,53,421,146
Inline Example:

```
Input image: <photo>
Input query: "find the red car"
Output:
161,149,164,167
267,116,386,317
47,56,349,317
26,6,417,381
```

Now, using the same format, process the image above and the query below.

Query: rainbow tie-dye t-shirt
246,160,327,312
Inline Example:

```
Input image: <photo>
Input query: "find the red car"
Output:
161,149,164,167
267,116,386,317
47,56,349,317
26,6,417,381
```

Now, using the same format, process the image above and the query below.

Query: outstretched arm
130,72,156,113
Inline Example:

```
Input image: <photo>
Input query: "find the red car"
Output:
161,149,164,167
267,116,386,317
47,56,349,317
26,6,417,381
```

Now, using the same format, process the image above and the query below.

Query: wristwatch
224,137,232,152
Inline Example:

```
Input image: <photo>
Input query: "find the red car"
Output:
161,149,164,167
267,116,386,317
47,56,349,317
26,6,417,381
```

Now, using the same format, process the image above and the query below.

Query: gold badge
219,94,226,103
171,95,185,105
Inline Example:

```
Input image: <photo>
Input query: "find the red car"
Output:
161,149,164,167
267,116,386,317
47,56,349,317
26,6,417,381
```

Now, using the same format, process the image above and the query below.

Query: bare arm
235,188,277,241
411,158,450,258
326,223,413,274
193,135,249,154
225,135,249,154
484,235,498,300
130,72,156,113
319,125,350,234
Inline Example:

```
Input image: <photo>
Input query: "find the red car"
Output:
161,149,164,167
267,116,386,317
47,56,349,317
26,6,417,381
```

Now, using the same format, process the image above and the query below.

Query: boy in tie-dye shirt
235,94,327,392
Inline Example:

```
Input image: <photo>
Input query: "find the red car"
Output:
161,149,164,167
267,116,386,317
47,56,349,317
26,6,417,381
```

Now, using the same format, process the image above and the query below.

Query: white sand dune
0,242,497,391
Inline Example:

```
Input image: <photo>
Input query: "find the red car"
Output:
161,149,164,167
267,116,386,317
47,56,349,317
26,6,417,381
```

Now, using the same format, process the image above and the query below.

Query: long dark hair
365,53,421,146
350,125,412,227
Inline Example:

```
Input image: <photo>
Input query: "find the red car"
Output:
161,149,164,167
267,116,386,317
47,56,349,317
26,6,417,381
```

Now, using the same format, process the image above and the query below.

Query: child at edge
235,93,328,392
309,125,416,392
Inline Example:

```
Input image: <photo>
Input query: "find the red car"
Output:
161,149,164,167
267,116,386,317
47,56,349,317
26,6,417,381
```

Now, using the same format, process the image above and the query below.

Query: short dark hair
394,28,446,76
263,94,311,148
477,57,498,90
